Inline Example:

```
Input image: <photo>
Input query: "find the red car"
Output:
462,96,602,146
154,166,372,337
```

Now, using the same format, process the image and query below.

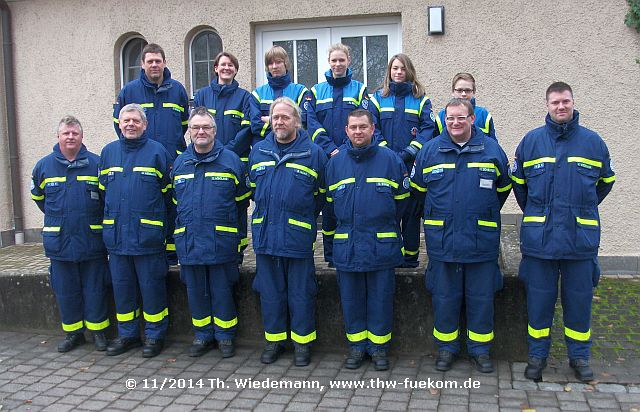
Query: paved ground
1,227,639,411
0,330,639,412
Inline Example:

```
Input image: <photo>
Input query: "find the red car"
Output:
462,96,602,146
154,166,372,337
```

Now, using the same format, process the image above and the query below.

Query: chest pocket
203,173,237,220
44,184,64,216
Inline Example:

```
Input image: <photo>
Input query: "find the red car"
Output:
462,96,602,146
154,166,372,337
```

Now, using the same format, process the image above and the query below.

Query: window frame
188,28,223,97
255,17,401,88
119,36,147,88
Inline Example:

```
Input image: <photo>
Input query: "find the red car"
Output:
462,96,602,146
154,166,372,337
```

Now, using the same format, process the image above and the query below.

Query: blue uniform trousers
181,263,239,341
519,256,600,360
109,253,169,339
321,203,336,264
401,195,422,266
50,258,110,334
426,260,501,356
253,254,317,344
337,269,395,353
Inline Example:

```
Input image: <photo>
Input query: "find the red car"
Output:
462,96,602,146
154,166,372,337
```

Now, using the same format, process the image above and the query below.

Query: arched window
120,37,148,87
189,30,223,95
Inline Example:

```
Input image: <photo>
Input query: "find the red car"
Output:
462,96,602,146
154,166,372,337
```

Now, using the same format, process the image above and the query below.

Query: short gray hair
119,103,147,123
57,115,83,134
188,106,217,130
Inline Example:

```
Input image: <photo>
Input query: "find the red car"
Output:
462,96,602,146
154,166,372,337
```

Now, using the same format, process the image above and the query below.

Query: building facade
0,0,638,271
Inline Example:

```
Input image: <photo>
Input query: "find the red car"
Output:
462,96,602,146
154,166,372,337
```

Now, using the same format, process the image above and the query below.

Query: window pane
122,38,147,84
191,31,223,94
341,37,364,83
273,40,295,77
207,33,223,59
193,34,209,61
366,35,388,90
296,39,317,89
194,62,210,91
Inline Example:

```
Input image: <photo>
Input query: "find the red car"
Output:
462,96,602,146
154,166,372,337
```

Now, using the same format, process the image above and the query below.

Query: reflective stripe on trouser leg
520,256,559,359
287,257,317,344
464,261,500,356
337,270,367,350
254,254,288,341
560,258,599,360
50,260,85,334
366,268,394,353
321,203,336,264
109,255,142,338
401,196,421,264
210,262,240,341
181,264,215,341
133,253,169,339
79,257,111,331
427,260,463,354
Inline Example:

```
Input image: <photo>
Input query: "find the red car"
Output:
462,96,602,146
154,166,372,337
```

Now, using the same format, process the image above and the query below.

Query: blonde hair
327,43,351,59
377,53,426,98
264,46,291,72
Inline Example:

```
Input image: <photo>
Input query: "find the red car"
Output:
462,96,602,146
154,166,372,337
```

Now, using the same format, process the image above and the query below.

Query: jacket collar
184,139,224,164
267,72,292,90
53,143,90,168
389,81,412,97
346,139,377,161
209,78,239,96
325,68,352,87
545,110,580,139
140,67,173,91
438,126,485,154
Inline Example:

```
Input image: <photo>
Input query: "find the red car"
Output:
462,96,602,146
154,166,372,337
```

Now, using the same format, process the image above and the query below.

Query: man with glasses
171,107,250,358
411,98,511,373
512,82,615,382
435,73,497,140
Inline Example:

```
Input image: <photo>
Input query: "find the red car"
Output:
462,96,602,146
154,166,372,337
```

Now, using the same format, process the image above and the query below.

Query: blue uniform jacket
31,144,106,262
325,140,409,271
171,141,251,265
369,82,437,161
308,69,368,156
98,136,174,255
436,98,497,140
248,130,327,258
411,127,512,263
193,78,252,161
113,68,189,159
250,72,309,144
511,111,615,260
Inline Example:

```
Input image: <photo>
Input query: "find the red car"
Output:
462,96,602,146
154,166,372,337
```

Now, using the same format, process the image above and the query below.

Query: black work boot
470,353,494,373
344,348,366,370
93,332,108,351
293,343,311,367
106,336,142,356
524,357,547,381
371,349,390,371
189,338,214,358
142,338,164,358
569,358,594,382
260,341,285,364
57,333,86,353
435,350,456,371
218,339,235,358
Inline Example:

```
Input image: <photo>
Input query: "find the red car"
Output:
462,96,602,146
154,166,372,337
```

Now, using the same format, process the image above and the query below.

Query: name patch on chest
479,178,493,189
45,182,60,188
140,171,157,177
210,176,230,181
295,169,311,178
533,163,545,170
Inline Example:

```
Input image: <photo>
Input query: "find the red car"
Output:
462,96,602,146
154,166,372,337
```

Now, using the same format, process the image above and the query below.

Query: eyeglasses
189,125,214,131
445,115,470,123
453,88,474,94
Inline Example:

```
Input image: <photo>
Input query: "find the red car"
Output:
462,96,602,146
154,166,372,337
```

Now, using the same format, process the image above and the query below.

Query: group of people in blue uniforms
31,41,615,382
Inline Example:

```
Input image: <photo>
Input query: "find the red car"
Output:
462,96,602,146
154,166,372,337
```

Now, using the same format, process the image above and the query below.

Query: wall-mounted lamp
428,6,445,35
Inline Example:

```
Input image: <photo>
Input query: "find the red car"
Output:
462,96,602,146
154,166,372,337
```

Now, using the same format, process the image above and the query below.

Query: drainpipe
1,1,24,245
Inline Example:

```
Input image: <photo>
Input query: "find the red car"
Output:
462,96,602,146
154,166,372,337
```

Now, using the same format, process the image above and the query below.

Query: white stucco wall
4,0,640,256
